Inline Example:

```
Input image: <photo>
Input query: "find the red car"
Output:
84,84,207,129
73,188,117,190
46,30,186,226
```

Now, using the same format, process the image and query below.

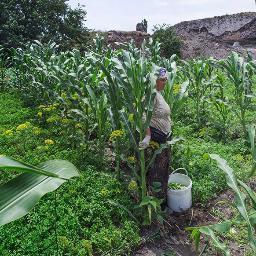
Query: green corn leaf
199,227,230,256
0,155,58,178
210,154,256,250
0,158,79,226
238,179,256,209
190,228,201,252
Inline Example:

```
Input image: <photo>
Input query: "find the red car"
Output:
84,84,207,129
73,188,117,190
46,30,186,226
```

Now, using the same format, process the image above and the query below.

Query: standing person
139,67,171,205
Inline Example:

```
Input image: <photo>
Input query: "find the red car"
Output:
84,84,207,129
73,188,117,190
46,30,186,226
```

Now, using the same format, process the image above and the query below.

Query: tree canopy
0,0,91,52
152,24,181,58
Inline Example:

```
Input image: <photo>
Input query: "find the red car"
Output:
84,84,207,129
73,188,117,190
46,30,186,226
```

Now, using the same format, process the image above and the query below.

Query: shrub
152,24,181,58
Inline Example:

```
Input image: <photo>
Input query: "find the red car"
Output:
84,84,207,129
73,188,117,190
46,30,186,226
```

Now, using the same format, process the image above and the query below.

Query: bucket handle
171,168,188,176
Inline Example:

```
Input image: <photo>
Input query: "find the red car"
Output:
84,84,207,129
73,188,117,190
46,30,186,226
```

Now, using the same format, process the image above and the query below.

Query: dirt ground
134,180,256,256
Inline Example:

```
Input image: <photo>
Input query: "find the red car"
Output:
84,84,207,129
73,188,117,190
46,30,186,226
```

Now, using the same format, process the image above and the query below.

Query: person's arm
145,127,151,137
139,128,151,149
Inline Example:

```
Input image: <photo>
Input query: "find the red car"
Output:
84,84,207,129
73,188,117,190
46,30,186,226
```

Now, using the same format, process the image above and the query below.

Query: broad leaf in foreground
0,158,79,226
210,154,256,250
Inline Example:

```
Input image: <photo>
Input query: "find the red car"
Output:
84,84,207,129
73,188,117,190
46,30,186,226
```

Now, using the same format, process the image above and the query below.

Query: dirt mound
106,30,150,48
173,12,256,59
101,12,256,59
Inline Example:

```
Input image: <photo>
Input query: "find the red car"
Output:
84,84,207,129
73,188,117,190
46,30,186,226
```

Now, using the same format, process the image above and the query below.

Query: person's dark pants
150,126,168,144
146,127,170,208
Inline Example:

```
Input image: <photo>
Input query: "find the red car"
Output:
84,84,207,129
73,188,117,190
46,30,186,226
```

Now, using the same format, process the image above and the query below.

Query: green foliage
221,52,255,138
152,24,181,58
0,0,91,54
187,153,256,255
0,167,140,255
0,92,140,255
172,132,251,203
0,156,79,226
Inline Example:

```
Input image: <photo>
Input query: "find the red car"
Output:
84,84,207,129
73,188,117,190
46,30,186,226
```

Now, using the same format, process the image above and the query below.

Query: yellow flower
128,114,134,122
75,123,82,129
128,180,138,191
44,139,54,145
61,118,70,124
46,116,59,123
81,240,93,254
3,130,13,136
173,84,181,94
16,122,31,131
37,111,43,118
100,188,109,197
234,154,244,162
109,129,124,141
149,141,159,149
72,93,79,100
33,127,42,135
127,156,136,163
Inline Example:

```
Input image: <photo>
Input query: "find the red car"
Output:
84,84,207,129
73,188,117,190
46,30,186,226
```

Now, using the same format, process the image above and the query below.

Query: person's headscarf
157,68,167,79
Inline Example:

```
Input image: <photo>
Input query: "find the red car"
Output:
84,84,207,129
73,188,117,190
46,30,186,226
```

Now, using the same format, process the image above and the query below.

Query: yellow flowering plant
2,129,13,136
44,139,55,145
16,122,31,131
109,129,124,141
127,156,136,163
128,180,138,191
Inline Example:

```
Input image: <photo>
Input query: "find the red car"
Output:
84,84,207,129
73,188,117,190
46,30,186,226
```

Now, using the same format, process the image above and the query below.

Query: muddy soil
133,181,256,256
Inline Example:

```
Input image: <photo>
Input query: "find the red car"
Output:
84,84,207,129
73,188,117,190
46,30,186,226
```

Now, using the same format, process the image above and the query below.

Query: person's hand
139,135,151,150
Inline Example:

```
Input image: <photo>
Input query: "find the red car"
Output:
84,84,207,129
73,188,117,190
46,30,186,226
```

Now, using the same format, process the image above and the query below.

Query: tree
142,19,148,33
136,18,148,33
0,0,91,53
152,24,181,58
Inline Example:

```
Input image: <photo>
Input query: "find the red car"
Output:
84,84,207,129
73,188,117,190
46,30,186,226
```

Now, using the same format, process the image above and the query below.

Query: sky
68,0,256,33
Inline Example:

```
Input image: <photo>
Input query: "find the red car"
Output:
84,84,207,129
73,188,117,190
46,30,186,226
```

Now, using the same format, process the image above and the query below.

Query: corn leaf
0,159,79,226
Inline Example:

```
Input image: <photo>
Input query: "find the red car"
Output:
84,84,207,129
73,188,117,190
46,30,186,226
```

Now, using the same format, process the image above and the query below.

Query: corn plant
221,52,255,138
162,59,189,119
209,71,231,140
101,42,160,217
187,153,256,255
181,58,213,127
248,125,256,177
0,155,79,226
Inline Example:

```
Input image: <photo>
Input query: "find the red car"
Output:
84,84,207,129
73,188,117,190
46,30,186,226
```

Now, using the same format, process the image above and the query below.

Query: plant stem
54,192,59,255
139,150,146,199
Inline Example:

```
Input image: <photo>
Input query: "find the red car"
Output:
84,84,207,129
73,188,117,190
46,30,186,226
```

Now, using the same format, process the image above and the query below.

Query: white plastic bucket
167,168,192,212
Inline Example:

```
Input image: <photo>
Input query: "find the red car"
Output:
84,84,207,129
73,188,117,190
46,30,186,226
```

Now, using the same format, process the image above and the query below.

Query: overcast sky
68,0,256,33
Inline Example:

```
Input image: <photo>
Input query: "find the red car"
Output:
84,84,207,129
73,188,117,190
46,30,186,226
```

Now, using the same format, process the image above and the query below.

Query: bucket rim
168,173,192,191
167,182,192,191
169,173,192,181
